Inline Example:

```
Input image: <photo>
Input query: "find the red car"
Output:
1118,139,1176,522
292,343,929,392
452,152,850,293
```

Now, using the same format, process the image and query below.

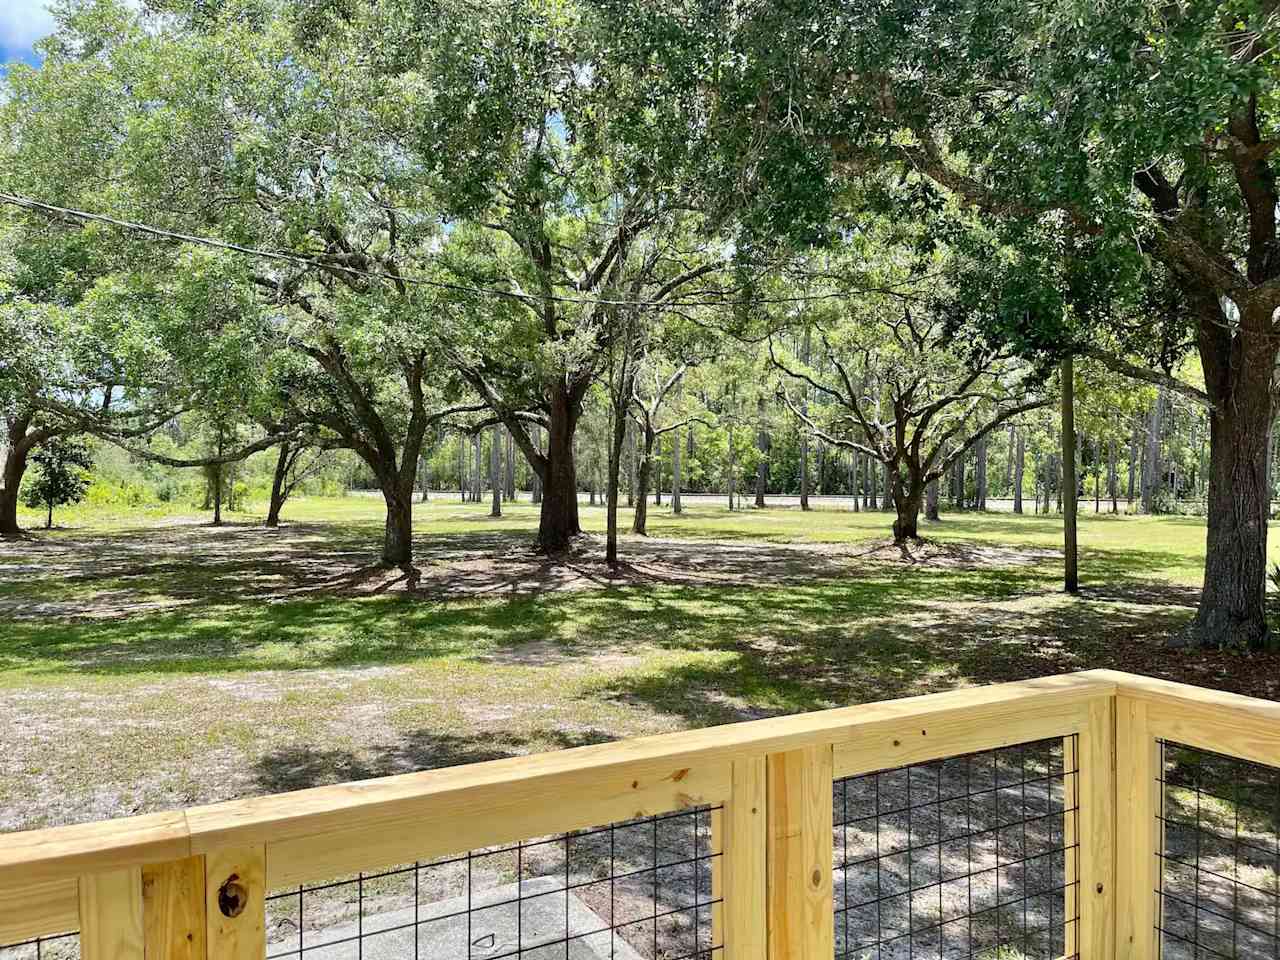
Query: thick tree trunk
891,465,925,543
925,477,940,521
1013,431,1025,514
537,387,584,552
1,436,33,536
881,461,893,511
381,487,414,567
266,441,290,528
1062,356,1078,594
1185,301,1275,650
490,424,502,518
633,425,654,534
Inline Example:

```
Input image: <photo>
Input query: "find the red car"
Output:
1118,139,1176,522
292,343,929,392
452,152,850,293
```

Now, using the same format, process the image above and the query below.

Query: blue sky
0,0,55,74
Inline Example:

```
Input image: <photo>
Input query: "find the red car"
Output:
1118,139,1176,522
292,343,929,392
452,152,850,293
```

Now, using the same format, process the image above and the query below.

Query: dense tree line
1,0,1276,647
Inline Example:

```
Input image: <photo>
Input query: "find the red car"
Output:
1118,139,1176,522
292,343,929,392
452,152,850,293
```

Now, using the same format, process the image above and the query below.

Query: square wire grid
0,933,80,960
1157,740,1280,960
833,737,1079,960
265,804,722,960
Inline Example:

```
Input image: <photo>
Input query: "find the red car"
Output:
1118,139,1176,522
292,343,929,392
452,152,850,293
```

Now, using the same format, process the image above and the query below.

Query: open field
3,495,1279,833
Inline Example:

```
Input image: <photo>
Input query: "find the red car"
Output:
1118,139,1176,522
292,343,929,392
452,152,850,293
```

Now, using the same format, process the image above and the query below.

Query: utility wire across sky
0,191,928,311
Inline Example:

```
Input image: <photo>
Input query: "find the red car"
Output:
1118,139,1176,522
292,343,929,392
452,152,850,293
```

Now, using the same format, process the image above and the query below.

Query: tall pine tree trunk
754,395,769,508
672,427,683,514
975,435,988,510
1013,430,1025,515
633,424,654,534
490,425,502,518
925,477,940,521
1141,391,1164,514
1062,356,1078,594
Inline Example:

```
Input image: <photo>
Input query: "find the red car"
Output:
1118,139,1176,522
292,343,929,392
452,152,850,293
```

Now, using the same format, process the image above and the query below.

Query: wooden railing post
1115,695,1160,960
79,868,144,960
142,856,206,960
204,847,265,960
713,757,768,960
1075,694,1117,960
765,745,833,960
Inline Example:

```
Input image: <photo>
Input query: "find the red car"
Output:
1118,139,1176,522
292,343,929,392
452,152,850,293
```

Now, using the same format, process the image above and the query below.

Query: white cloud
0,0,57,51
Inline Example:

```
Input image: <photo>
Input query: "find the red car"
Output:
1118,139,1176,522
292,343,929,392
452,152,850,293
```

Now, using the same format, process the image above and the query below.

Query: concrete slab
268,876,646,960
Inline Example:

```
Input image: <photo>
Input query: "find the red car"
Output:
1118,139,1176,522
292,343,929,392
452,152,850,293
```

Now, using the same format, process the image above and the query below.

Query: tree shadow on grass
252,728,617,794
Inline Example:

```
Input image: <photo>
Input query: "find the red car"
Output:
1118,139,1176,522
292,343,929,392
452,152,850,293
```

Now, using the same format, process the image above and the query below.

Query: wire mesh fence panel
1157,741,1280,960
0,933,79,960
833,737,1079,960
265,805,722,960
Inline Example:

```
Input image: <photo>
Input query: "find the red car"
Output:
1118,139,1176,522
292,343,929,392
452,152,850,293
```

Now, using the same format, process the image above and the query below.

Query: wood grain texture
0,813,189,890
1076,695,1116,960
204,846,264,960
766,746,833,960
79,868,144,960
830,695,1094,778
720,757,767,960
1063,734,1079,960
0,877,78,945
1115,696,1161,960
142,857,205,960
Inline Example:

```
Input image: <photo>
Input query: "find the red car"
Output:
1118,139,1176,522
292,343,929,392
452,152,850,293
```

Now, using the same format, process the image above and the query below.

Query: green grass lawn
2,494,1277,832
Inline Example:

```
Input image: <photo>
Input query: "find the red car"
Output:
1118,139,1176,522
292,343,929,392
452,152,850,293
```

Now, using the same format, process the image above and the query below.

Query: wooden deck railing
2,669,1278,960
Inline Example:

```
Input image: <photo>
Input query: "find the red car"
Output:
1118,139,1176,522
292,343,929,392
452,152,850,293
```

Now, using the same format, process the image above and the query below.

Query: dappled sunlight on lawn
2,495,1276,834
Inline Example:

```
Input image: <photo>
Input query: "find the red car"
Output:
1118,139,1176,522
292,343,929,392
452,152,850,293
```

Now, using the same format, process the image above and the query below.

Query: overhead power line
0,191,922,309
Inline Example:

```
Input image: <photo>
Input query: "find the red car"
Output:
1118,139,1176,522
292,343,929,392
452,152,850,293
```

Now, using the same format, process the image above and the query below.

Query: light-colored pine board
257,758,733,887
0,813,189,890
766,746,833,960
1076,694,1116,960
1063,734,1079,960
831,695,1094,778
0,877,79,945
720,757,767,960
204,846,264,960
142,856,205,960
79,868,143,960
1115,695,1160,960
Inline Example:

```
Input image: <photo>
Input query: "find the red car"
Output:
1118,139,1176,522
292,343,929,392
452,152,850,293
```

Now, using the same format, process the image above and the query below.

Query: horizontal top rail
0,671,1117,892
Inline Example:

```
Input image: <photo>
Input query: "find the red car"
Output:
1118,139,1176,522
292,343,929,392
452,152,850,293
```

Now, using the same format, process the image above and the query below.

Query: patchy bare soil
2,506,1277,843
